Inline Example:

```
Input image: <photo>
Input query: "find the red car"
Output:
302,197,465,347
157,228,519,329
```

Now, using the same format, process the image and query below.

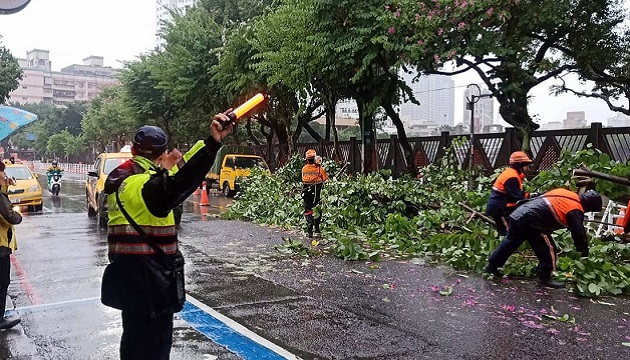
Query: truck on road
206,145,269,197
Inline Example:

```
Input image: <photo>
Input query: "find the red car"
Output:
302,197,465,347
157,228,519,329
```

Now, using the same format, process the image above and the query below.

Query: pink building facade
8,49,119,106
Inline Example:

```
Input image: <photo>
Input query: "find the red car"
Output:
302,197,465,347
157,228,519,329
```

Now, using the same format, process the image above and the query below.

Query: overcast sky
0,0,624,126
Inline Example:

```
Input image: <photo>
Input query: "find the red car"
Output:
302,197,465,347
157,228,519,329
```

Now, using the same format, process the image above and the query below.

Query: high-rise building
399,71,454,129
564,111,587,128
463,87,494,133
8,49,119,106
156,0,197,45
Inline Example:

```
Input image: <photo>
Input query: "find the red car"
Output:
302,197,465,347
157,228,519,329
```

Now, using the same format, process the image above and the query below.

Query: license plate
10,198,20,204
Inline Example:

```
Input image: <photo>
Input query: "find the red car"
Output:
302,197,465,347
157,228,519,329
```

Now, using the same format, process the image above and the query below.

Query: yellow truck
206,145,269,197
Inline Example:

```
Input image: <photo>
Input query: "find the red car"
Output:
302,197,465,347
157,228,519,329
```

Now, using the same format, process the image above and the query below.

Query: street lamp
466,84,493,187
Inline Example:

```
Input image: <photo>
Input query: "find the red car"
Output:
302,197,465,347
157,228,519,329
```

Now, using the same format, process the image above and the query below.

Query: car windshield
234,157,268,169
5,167,34,180
104,158,128,175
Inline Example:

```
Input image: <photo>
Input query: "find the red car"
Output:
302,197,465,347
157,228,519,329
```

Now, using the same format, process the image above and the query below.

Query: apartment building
8,49,119,106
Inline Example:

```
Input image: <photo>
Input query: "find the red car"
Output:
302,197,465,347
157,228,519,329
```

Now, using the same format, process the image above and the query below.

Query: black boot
0,314,20,330
483,263,503,277
313,216,321,237
538,278,565,288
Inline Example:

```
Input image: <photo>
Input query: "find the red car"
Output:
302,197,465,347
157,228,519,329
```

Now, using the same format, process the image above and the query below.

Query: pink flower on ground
388,27,396,34
385,5,390,10
394,9,401,18
457,21,466,29
486,7,494,16
433,54,440,62
437,28,443,35
430,285,440,292
417,39,424,45
502,305,516,312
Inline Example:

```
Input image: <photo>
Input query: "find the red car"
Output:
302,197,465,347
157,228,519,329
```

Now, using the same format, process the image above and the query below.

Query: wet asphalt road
1,174,630,359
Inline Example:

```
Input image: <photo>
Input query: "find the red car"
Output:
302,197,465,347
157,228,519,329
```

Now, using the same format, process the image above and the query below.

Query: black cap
132,126,168,156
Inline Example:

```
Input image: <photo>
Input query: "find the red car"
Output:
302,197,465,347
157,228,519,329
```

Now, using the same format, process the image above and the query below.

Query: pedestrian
301,149,328,238
0,161,22,329
100,113,233,360
484,188,602,288
485,151,535,236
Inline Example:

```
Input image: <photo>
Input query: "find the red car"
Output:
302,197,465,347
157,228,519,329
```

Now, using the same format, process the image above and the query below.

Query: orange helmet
509,151,533,165
305,149,317,159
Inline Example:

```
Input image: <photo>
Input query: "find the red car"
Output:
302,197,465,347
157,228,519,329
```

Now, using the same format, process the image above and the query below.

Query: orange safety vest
542,188,583,227
615,200,630,234
302,164,328,185
491,167,525,207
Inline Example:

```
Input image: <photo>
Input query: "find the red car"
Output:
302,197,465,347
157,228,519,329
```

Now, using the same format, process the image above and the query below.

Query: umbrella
0,105,38,142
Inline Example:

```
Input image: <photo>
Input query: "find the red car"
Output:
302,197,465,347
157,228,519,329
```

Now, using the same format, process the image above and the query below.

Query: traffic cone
199,181,209,206
200,203,208,221
193,185,201,196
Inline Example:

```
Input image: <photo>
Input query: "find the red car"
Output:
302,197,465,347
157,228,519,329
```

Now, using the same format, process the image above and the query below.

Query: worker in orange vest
485,188,602,288
485,151,535,236
302,149,328,238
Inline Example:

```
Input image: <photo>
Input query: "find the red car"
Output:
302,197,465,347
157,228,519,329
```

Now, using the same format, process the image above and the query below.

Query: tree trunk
245,118,262,145
382,102,417,176
498,97,539,153
356,98,376,174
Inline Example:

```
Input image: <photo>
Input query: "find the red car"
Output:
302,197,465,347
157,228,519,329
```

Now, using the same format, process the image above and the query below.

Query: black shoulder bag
114,190,186,312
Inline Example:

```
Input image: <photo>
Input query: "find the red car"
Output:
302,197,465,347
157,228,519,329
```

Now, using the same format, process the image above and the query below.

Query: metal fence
251,123,630,174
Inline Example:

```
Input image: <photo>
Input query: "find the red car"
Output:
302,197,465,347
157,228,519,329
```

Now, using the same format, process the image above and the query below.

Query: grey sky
0,0,624,126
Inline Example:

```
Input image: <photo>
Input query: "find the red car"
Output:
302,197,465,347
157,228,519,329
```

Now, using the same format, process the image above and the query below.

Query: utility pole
466,84,493,189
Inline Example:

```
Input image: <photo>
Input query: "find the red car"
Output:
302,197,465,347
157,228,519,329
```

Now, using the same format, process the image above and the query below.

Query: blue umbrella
0,105,38,142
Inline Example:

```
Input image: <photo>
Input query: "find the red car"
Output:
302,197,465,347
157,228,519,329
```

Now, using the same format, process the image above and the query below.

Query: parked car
5,163,43,212
86,148,133,228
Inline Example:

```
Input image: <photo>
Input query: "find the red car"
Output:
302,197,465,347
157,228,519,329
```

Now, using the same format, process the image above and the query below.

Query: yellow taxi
5,163,43,212
86,146,132,228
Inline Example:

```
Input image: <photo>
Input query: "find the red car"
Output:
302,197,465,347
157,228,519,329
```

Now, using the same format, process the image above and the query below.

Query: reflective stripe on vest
108,242,178,255
108,224,177,237
302,164,327,185
542,189,583,226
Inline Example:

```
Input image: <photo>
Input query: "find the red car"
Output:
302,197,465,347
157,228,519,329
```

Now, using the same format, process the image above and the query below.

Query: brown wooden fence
251,123,630,175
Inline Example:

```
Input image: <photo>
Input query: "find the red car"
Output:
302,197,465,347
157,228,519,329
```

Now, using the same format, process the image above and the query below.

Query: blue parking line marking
179,301,288,360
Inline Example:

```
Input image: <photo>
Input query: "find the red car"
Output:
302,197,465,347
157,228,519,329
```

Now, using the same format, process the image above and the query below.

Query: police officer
302,149,328,238
485,151,534,236
0,162,21,329
485,188,602,288
100,114,232,360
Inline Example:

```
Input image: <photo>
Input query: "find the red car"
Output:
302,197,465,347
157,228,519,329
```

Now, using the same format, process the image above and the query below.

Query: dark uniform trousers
121,310,174,360
0,254,10,315
488,219,558,279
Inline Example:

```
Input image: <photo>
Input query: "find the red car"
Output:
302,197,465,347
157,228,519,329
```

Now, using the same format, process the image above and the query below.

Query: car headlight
27,184,39,192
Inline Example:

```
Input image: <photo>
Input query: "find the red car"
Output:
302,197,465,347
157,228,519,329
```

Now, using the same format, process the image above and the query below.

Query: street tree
0,37,22,104
256,0,417,173
553,1,629,115
82,86,138,152
382,0,626,151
